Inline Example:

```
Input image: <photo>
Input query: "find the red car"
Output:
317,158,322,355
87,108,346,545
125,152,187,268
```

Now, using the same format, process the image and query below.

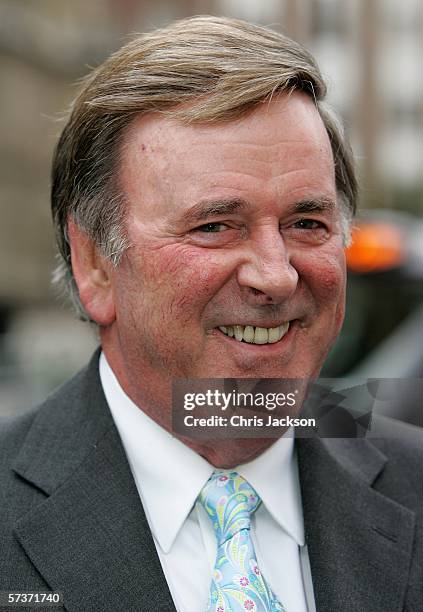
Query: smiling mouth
217,323,290,345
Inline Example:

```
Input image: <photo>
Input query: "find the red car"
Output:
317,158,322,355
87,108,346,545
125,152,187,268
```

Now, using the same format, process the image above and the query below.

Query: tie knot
198,471,261,544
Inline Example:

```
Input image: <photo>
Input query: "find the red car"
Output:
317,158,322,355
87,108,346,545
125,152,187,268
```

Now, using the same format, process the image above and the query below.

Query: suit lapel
297,437,415,612
12,352,176,612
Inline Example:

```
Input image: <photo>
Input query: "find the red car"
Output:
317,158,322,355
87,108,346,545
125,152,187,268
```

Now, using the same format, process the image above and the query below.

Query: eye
291,218,326,230
187,220,241,247
195,222,229,233
283,217,330,244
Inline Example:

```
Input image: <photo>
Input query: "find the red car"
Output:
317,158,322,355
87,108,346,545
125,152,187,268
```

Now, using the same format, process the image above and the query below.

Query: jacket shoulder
0,408,39,475
370,416,423,511
0,351,100,465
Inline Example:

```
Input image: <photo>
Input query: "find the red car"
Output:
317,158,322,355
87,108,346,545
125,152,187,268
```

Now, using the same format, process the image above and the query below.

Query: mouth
217,322,290,345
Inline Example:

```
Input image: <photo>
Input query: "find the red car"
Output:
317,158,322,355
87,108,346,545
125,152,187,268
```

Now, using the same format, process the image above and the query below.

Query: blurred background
1,0,422,422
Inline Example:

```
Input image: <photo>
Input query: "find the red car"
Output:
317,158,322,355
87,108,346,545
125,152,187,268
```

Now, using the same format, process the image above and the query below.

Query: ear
67,217,116,326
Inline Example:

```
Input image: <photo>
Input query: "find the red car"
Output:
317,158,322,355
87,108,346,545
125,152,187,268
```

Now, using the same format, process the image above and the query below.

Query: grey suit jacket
1,351,423,612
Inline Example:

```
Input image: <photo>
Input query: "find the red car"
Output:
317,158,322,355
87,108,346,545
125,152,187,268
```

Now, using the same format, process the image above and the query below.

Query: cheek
316,265,346,298
296,247,346,307
315,252,347,336
125,244,236,316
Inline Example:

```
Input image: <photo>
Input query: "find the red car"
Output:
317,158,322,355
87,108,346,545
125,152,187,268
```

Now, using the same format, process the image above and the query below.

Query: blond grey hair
51,15,357,320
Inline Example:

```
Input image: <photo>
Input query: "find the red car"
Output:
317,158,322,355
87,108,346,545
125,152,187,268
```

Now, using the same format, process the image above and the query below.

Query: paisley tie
198,471,286,612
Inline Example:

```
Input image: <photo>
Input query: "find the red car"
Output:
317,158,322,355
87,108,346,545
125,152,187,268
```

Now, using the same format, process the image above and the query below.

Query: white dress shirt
99,353,316,612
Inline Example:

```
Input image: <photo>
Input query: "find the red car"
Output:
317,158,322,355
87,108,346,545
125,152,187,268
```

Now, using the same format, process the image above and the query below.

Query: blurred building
1,0,422,413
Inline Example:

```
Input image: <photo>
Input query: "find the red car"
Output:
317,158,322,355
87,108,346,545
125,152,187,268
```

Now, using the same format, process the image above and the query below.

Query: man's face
101,93,346,425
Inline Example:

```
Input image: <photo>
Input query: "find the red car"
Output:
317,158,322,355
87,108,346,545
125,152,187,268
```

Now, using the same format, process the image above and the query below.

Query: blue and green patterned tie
199,471,286,612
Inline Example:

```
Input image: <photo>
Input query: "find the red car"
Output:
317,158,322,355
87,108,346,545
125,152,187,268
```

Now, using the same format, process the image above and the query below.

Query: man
1,15,422,612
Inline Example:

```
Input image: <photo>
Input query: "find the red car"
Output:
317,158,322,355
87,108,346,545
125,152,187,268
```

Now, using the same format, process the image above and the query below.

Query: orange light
346,222,405,273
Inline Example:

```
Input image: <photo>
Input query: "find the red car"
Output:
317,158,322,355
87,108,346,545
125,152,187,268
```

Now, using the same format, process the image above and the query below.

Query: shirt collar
237,430,305,546
100,352,304,551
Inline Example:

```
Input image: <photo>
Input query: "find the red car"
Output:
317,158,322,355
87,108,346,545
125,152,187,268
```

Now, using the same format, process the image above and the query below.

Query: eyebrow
290,197,336,215
179,195,336,225
180,197,248,224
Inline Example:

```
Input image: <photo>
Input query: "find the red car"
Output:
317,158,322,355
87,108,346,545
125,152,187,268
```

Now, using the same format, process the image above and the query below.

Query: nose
236,229,298,305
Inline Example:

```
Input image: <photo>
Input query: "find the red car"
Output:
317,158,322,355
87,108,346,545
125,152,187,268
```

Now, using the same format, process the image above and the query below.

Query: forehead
119,93,336,216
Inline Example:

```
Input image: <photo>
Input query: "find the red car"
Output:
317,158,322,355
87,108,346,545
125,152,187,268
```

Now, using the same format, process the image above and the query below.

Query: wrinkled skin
69,93,347,467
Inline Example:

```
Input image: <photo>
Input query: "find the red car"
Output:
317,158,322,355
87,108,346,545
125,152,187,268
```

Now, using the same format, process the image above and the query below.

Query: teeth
243,325,255,343
234,325,244,341
268,326,280,343
254,327,268,344
218,323,290,344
